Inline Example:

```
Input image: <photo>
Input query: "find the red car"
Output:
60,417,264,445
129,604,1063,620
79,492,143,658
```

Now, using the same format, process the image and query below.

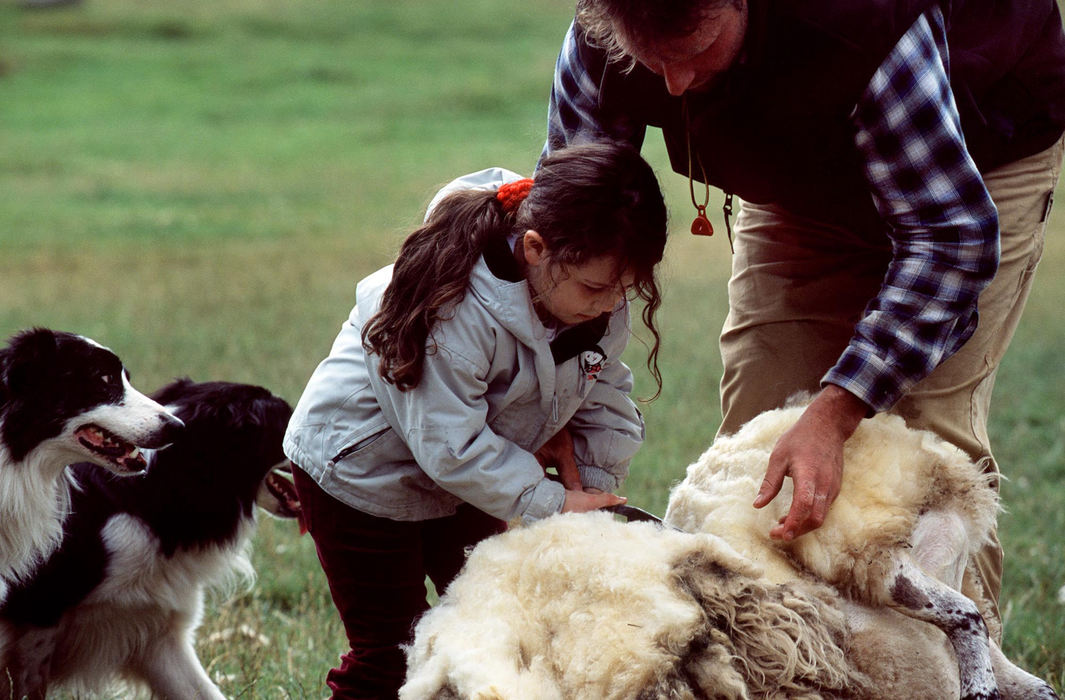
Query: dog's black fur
0,377,298,699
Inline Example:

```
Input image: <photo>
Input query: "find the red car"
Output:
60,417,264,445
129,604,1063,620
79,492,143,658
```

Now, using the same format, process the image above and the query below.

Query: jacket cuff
520,478,567,523
578,465,622,493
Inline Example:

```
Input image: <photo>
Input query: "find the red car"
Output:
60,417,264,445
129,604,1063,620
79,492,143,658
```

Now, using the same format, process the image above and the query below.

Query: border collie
0,377,300,699
0,329,183,600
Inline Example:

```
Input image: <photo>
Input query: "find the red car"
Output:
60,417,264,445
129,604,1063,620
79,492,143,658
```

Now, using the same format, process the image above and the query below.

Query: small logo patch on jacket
579,346,606,382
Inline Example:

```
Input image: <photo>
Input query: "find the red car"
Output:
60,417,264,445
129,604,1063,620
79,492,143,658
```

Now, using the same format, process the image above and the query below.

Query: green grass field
2,0,1062,696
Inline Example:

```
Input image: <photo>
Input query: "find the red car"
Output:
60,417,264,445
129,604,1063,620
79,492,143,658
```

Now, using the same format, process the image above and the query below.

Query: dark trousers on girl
292,466,506,699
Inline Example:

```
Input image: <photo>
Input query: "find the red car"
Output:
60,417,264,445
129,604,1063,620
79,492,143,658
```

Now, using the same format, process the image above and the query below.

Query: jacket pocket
331,425,393,464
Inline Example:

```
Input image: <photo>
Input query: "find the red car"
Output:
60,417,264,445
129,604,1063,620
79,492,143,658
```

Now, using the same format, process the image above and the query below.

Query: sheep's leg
883,555,999,700
910,509,969,589
990,640,1060,700
908,512,1058,698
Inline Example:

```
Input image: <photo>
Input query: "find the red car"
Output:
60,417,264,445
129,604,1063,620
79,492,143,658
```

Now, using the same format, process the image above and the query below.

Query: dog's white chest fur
0,445,75,595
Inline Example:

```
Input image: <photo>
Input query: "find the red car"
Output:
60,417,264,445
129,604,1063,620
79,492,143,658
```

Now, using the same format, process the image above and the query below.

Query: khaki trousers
718,134,1065,641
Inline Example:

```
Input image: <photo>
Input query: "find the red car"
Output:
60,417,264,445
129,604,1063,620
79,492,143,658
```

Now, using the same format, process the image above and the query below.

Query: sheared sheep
401,404,1059,699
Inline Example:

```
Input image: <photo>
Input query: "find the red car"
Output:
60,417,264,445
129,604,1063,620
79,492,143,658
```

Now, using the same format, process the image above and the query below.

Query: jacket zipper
331,428,388,464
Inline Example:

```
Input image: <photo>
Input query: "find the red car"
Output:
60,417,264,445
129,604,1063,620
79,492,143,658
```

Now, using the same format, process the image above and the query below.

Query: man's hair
577,0,740,62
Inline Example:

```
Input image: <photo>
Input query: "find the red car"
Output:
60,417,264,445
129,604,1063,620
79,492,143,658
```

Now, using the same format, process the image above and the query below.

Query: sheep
401,404,1059,699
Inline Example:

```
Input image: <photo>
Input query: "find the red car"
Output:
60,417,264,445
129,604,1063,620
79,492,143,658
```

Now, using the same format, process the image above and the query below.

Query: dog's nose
146,413,185,448
162,413,185,434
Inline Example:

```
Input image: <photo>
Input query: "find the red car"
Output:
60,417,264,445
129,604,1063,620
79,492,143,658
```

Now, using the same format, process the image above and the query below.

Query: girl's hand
535,427,583,491
561,488,626,513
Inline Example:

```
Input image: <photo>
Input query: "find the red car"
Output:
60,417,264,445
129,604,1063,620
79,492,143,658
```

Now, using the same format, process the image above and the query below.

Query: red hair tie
496,178,534,214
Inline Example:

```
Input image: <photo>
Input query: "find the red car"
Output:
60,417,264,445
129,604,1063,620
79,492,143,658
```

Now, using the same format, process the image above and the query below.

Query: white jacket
283,169,644,522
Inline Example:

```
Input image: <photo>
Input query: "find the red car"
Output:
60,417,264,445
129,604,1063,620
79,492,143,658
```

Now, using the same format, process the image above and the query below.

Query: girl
284,141,668,698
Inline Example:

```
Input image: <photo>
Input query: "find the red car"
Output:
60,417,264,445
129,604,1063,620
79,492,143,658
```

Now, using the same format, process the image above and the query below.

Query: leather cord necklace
687,136,713,237
684,97,735,252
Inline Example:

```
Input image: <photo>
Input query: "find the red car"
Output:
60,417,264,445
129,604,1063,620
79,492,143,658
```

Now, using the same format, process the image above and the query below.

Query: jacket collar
481,234,610,365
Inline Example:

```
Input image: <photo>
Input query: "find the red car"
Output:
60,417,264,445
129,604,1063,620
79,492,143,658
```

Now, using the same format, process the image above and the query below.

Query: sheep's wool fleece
402,405,998,699
402,512,856,699
666,405,997,594
404,515,703,698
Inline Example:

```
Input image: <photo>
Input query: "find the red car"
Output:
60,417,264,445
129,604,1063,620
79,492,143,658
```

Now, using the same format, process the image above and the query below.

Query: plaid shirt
545,7,999,412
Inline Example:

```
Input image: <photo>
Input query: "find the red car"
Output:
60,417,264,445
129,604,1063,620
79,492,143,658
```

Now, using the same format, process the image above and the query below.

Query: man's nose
661,62,695,96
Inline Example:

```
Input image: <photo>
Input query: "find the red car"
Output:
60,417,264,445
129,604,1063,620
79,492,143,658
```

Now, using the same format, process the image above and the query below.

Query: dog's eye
101,375,112,385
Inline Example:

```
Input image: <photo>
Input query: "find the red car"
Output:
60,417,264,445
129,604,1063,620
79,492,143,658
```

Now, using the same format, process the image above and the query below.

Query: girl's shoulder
357,264,395,293
354,264,396,315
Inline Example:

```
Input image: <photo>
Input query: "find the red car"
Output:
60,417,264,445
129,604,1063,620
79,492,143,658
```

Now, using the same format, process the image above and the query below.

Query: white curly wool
401,405,1059,700
402,515,719,699
665,406,997,597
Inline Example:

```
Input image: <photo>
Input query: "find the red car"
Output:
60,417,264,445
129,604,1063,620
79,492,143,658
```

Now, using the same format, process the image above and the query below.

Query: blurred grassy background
1,0,1061,695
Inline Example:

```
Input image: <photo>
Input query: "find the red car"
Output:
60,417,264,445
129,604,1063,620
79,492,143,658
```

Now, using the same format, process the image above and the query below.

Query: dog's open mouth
75,424,147,473
259,463,302,520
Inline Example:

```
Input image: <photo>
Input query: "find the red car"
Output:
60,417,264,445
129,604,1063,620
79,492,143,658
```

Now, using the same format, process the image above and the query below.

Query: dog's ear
1,328,59,395
151,376,196,404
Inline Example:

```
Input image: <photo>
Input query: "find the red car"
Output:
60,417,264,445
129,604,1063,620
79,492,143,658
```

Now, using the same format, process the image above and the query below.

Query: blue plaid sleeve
543,21,646,160
823,7,1000,411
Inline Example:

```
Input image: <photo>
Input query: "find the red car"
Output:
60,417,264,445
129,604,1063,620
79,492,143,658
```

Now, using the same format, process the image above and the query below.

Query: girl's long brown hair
362,141,668,395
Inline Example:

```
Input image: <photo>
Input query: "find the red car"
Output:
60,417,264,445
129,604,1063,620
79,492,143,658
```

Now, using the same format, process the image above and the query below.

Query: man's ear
522,230,547,267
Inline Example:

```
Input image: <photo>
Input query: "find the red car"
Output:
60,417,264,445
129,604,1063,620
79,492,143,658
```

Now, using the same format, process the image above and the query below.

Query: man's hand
535,427,583,491
752,386,868,540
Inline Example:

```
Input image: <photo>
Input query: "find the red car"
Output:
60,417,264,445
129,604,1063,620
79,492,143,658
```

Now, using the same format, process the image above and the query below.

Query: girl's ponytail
362,188,512,390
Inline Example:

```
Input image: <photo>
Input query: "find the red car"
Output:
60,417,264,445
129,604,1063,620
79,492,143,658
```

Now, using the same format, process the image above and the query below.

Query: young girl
284,141,668,698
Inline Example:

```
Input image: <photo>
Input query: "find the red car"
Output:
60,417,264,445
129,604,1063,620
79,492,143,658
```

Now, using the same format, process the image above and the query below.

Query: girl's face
521,231,636,326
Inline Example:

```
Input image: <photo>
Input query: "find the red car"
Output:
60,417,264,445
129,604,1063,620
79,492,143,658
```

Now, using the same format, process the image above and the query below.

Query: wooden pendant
691,208,713,236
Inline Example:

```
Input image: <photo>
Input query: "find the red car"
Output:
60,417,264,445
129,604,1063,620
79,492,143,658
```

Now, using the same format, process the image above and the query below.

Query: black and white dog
0,378,300,699
0,329,184,600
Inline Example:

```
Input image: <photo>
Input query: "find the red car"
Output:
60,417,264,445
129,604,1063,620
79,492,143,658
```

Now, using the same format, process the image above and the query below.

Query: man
545,0,1065,638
